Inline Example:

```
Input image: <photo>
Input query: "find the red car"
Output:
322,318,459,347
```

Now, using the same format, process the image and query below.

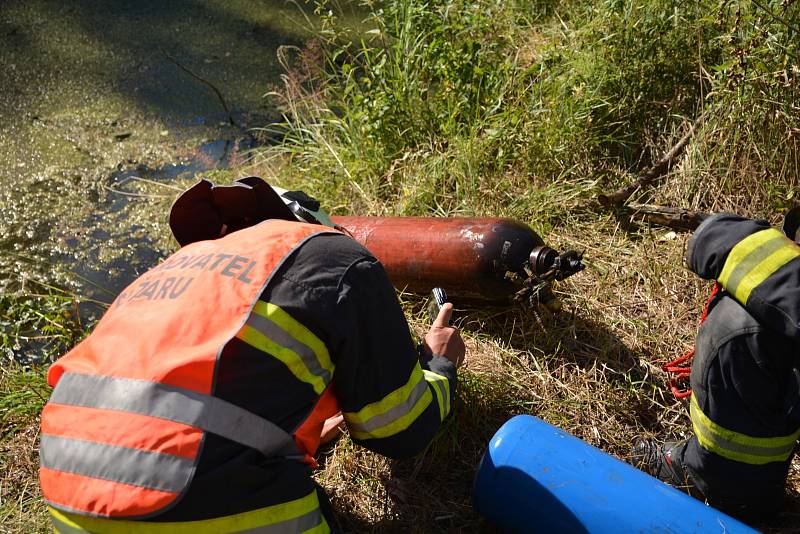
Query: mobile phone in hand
429,287,449,325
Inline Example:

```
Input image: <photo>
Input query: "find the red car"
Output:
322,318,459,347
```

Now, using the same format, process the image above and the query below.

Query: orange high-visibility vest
40,220,340,519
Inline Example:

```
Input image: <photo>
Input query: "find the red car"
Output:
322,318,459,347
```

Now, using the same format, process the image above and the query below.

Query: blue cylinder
473,415,757,533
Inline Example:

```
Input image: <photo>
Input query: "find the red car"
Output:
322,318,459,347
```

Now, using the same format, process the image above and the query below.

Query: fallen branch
622,203,710,232
597,111,708,207
160,48,238,127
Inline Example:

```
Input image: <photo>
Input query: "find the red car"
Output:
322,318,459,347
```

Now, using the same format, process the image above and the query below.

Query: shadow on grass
317,303,657,532
321,303,800,533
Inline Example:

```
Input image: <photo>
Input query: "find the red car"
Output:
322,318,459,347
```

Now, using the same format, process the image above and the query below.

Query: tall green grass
259,0,798,223
674,1,800,216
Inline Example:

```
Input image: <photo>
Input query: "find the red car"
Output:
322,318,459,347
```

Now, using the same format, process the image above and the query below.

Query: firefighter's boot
631,438,700,496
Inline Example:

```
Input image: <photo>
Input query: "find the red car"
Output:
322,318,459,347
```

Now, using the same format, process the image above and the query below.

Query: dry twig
160,48,238,127
623,203,710,232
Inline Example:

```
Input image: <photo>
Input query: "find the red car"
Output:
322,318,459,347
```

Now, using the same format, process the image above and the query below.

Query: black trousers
676,306,800,520
315,482,344,534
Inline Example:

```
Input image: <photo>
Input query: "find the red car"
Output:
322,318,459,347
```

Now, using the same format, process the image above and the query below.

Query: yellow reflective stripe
347,389,432,440
690,395,800,465
237,301,335,395
718,229,782,287
423,370,451,420
346,365,425,424
718,228,800,304
344,364,433,440
48,490,328,533
425,372,445,420
423,370,445,421
254,302,334,375
733,245,800,304
238,325,326,394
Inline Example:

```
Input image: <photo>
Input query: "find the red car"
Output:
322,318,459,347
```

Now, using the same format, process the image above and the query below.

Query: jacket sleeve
331,257,457,459
686,212,800,338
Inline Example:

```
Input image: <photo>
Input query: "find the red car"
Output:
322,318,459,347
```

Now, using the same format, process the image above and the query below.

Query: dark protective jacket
40,219,456,532
678,213,800,517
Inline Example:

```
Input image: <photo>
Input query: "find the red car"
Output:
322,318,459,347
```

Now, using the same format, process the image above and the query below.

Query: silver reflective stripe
40,434,192,493
51,373,299,458
722,234,787,296
245,312,332,385
50,514,84,534
430,379,449,419
241,508,326,534
347,377,429,434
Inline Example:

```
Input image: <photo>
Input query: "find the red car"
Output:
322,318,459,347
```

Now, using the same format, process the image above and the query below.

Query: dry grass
0,364,50,533
309,213,800,532
0,419,48,534
3,180,799,533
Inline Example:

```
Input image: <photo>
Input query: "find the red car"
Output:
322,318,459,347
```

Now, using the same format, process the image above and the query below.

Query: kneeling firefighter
634,209,800,520
39,177,465,533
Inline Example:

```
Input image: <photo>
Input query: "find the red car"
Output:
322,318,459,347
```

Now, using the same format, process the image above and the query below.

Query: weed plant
1,291,85,365
658,1,800,216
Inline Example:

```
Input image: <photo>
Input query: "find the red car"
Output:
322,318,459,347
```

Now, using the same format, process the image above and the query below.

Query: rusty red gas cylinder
330,216,546,302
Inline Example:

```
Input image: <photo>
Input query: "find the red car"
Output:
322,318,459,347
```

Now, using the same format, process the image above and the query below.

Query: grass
1,288,85,533
3,0,800,532
0,365,50,533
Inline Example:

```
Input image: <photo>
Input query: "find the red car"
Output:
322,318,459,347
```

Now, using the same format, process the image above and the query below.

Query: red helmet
168,177,329,246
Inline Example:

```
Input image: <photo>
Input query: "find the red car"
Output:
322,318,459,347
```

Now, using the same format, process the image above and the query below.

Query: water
0,0,338,361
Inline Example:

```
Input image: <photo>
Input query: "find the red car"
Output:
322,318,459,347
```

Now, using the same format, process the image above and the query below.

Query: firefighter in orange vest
39,177,465,533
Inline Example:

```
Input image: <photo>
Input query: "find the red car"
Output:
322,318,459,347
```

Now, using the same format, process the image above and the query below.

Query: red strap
293,383,341,468
663,283,720,398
